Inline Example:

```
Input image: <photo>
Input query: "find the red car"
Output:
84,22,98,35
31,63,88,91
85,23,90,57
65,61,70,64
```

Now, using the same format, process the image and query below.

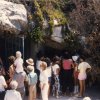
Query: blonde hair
16,51,22,58
40,61,47,70
27,65,34,72
10,80,18,90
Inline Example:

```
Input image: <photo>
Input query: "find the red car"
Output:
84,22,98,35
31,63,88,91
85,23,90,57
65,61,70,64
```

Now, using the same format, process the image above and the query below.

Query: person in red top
62,54,74,96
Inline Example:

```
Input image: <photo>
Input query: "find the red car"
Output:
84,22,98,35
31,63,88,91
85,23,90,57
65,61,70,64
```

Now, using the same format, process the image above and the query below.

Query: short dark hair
52,56,60,64
45,57,51,67
8,56,15,64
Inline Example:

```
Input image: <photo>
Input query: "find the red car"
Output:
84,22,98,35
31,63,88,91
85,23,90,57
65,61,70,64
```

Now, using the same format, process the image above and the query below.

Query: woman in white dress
39,61,49,100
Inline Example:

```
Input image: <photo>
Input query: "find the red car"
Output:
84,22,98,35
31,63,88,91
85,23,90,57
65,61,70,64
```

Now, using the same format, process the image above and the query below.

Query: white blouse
0,75,7,91
39,70,48,84
4,90,22,100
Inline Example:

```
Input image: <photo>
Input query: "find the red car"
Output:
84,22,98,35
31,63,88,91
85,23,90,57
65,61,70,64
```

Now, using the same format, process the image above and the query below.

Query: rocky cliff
0,0,27,35
65,0,100,66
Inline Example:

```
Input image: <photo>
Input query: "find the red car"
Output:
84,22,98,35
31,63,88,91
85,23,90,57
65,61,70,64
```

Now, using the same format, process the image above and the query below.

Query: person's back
14,51,23,73
13,71,27,99
28,71,37,85
14,58,23,73
78,62,91,74
62,59,72,70
4,90,22,100
13,71,26,88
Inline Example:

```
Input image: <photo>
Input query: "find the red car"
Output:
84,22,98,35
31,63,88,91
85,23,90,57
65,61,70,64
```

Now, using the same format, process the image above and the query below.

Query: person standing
26,58,37,100
52,56,60,98
77,58,91,97
0,67,7,100
8,56,15,85
39,61,49,100
72,55,79,94
0,57,5,76
73,61,79,94
14,51,23,73
4,80,22,100
62,55,74,96
36,56,45,98
13,66,28,99
45,57,52,96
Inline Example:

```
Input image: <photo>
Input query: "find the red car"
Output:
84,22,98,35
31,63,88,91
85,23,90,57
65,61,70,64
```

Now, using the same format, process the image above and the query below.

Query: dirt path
25,86,100,100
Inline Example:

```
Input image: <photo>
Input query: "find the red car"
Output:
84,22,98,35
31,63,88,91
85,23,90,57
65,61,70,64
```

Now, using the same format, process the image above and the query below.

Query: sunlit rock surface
0,0,27,35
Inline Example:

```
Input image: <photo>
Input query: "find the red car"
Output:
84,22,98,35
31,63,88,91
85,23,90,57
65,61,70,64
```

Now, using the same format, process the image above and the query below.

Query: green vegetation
29,26,43,43
28,0,68,42
32,0,44,28
39,0,67,28
64,32,82,53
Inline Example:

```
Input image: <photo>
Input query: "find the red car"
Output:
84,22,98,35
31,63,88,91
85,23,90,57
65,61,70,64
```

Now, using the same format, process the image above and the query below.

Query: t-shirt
14,58,23,73
13,71,27,88
0,75,7,91
62,59,72,70
4,90,22,100
40,70,48,84
52,64,59,75
28,71,37,85
78,62,91,74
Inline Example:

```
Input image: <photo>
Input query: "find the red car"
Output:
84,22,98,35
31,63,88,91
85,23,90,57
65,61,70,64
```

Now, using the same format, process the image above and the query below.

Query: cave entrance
43,46,63,59
0,36,24,68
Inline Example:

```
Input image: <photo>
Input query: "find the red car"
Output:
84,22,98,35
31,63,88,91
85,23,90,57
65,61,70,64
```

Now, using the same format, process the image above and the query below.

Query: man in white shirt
77,58,91,97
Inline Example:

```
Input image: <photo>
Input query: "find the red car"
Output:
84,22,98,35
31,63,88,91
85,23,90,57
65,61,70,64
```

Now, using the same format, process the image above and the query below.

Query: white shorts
78,73,87,80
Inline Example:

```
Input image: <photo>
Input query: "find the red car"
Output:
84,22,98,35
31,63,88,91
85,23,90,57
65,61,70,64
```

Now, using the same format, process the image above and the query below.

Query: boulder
0,0,27,35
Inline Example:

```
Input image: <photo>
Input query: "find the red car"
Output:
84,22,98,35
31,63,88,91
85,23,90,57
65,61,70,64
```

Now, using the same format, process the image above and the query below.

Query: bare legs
79,80,85,97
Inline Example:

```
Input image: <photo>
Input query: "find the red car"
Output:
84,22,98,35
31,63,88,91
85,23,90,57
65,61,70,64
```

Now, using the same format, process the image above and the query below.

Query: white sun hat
72,55,79,61
26,58,34,66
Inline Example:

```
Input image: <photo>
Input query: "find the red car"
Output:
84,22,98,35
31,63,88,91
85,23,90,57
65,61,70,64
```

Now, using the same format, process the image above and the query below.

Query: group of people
0,51,92,100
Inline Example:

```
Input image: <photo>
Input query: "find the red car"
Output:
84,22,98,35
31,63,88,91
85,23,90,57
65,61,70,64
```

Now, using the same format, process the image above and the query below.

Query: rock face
66,0,100,66
0,0,27,35
51,26,63,43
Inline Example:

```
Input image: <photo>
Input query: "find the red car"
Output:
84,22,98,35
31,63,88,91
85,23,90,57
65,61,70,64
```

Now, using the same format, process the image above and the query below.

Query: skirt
78,73,87,80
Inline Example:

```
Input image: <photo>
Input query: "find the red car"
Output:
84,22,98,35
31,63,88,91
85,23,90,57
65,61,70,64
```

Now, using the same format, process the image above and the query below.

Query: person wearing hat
26,58,37,100
39,61,49,100
4,80,22,100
